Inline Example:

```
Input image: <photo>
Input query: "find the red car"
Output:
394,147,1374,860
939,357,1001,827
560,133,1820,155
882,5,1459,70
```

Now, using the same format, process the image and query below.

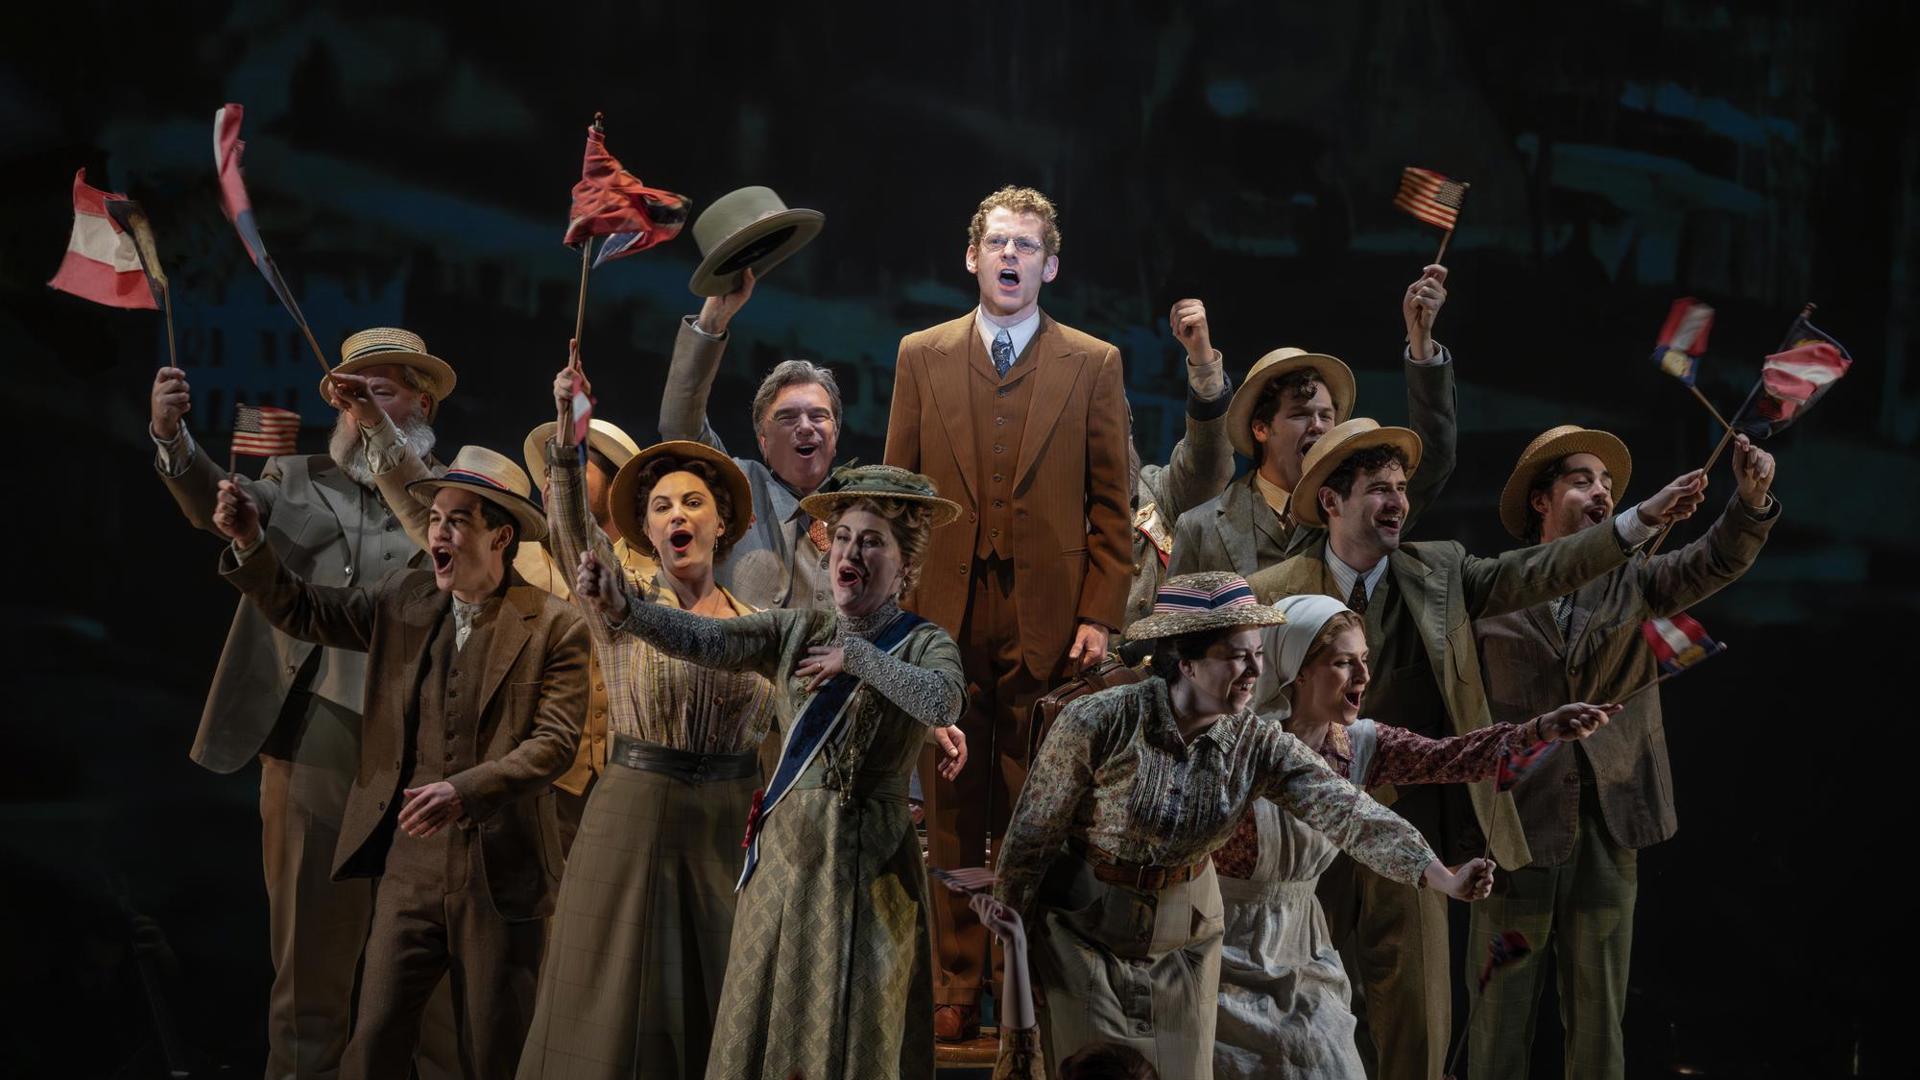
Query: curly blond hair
828,496,935,598
968,185,1062,257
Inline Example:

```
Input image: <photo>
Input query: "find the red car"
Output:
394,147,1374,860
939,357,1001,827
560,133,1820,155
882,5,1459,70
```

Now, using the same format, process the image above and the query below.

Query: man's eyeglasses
981,234,1044,257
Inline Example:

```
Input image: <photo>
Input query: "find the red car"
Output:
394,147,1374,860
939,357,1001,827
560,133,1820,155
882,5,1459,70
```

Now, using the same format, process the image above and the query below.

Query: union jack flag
232,403,300,459
1394,167,1469,231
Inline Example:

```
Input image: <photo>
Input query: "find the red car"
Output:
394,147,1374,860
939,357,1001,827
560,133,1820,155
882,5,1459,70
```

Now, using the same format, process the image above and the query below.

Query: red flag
563,122,689,260
1640,612,1727,677
1495,738,1559,793
1394,167,1469,231
47,169,158,310
1477,930,1534,992
232,403,301,459
214,104,314,331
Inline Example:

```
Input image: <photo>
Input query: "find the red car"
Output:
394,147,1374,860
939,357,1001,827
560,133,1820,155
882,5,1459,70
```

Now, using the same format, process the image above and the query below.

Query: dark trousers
342,829,546,1080
923,556,1058,1007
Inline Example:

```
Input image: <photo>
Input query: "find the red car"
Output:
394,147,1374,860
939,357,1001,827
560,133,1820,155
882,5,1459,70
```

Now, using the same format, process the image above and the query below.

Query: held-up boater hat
1290,417,1423,529
687,186,825,297
320,329,457,419
406,446,547,542
1224,347,1358,459
1498,425,1633,540
608,441,756,558
521,418,644,493
798,464,963,529
1124,571,1290,641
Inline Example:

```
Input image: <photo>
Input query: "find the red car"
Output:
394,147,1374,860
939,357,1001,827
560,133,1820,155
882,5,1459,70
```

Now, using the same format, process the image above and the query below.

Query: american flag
1640,612,1726,677
232,403,301,459
1394,167,1469,231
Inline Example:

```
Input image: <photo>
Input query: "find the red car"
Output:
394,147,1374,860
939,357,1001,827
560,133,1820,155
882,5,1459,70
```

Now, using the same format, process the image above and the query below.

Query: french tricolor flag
47,169,157,310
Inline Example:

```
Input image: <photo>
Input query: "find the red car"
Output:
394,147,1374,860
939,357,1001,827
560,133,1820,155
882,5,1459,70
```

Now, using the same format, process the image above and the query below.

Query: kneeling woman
574,464,968,1080
993,572,1495,1080
517,418,779,1073
1211,594,1616,1080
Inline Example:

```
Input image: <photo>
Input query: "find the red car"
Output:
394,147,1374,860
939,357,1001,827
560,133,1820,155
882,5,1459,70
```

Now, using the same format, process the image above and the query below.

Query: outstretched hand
1731,434,1777,509
151,366,192,440
1636,469,1708,528
1533,702,1620,742
574,549,629,621
1426,857,1496,902
324,371,385,429
1402,264,1449,358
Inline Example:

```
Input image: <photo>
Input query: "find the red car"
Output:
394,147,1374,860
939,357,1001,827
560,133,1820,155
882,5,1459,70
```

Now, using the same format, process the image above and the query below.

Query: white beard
330,410,437,489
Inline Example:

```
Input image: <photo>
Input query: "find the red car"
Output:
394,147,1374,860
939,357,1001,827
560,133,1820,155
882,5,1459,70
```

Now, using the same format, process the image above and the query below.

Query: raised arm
1149,299,1236,522
150,366,284,535
993,701,1101,917
1402,264,1457,525
331,373,433,549
446,610,589,822
576,547,794,680
215,481,380,652
659,269,754,450
545,359,624,596
1641,438,1781,616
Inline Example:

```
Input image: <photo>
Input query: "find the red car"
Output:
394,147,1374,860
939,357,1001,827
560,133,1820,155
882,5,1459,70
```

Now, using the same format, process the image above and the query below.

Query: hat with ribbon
1124,571,1289,640
687,186,824,297
319,328,456,419
798,462,962,528
406,445,545,541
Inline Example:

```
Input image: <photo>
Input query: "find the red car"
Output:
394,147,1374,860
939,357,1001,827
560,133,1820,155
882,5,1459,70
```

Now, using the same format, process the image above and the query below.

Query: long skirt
516,755,757,1080
1030,857,1226,1079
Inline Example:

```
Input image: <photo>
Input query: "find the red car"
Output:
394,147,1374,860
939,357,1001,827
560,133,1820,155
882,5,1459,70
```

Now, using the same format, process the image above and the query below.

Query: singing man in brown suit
1467,428,1779,1080
212,445,588,1080
884,185,1132,1041
1245,419,1710,1080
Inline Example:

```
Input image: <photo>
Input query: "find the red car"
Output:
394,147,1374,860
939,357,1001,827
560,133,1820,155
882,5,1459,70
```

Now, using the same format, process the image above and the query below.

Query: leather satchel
1028,656,1147,760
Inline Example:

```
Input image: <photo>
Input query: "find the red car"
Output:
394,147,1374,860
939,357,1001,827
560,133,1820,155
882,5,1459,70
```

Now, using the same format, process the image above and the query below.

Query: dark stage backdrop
2,2,1913,1076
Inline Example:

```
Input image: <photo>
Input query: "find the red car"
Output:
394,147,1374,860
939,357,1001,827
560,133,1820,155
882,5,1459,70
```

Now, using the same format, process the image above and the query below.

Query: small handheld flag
1394,167,1469,232
48,169,158,310
215,104,333,380
1495,738,1559,793
1652,298,1714,387
1640,612,1726,677
564,120,690,260
1740,311,1852,438
232,403,301,459
1477,930,1534,993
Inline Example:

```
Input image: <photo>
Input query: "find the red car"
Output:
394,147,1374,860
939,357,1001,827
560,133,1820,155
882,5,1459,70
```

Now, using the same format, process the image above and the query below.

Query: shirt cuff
231,535,263,564
360,413,406,476
1186,349,1227,401
1614,504,1661,547
1405,341,1451,367
152,425,195,477
684,314,726,341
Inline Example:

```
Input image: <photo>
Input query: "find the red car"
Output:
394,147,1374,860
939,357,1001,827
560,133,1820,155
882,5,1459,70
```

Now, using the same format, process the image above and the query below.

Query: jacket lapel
1218,479,1260,577
1390,547,1450,700
926,316,981,508
1014,318,1087,487
1523,594,1567,655
310,460,366,576
476,582,537,720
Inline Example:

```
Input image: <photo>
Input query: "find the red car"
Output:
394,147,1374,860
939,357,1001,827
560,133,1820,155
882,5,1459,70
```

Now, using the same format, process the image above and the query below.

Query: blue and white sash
737,610,925,890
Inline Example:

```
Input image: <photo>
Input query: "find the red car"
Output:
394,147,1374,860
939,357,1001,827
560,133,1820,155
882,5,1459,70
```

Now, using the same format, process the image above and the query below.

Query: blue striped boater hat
1124,571,1289,640
406,445,546,542
318,328,457,418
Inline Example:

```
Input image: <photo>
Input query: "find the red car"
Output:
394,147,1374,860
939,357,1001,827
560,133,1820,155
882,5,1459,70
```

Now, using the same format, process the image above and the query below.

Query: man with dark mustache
1467,427,1780,1080
1168,264,1457,579
147,328,452,1079
884,185,1133,1043
1245,419,1709,1080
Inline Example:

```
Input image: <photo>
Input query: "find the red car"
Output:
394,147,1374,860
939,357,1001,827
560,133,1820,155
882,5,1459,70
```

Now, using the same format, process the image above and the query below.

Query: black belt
609,734,758,784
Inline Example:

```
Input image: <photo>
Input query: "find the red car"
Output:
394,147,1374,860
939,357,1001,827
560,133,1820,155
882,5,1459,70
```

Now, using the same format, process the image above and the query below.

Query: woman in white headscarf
1211,595,1618,1080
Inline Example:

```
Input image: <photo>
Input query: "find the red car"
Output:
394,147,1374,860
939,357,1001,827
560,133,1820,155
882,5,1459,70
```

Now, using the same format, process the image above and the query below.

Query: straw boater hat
1124,571,1289,641
1498,425,1633,540
521,417,643,493
607,440,756,558
1224,347,1358,459
797,464,963,528
1290,417,1423,530
406,446,546,542
687,186,825,297
320,328,457,419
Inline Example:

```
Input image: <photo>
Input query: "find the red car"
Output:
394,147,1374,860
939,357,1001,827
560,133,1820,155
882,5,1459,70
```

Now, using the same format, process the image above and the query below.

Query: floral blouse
1214,719,1532,879
993,678,1435,916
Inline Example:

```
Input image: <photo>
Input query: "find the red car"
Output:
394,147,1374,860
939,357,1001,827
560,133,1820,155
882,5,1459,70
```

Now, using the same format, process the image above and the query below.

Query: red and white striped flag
232,403,301,459
1393,167,1469,232
1639,612,1726,677
48,169,159,310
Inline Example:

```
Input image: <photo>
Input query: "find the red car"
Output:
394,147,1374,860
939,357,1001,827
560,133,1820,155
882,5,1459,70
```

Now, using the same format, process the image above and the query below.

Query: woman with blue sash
574,463,968,1080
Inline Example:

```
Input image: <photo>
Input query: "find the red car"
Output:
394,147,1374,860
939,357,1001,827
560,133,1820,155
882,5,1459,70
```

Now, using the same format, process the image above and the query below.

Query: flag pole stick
1614,643,1731,705
1645,377,1760,556
1686,384,1733,432
1433,228,1454,265
571,111,606,359
160,284,179,370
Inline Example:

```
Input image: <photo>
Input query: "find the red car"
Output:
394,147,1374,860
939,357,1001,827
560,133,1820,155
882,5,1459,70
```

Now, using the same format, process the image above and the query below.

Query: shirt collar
1252,471,1292,516
975,305,1042,363
1145,678,1249,757
1324,541,1390,603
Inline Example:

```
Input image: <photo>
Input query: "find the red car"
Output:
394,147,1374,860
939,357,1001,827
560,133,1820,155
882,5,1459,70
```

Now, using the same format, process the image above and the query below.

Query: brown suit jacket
223,543,589,920
1474,494,1780,862
885,312,1131,673
1246,519,1634,868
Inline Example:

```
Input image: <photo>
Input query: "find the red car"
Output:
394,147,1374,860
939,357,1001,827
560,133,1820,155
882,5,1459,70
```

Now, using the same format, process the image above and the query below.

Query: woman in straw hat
940,572,1491,1080
1210,594,1616,1080
573,463,967,1080
516,386,779,1078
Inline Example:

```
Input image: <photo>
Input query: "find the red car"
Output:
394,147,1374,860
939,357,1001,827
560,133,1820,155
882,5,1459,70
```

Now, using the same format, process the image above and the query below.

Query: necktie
992,329,1015,378
1346,573,1369,615
1553,594,1575,639
807,517,831,553
453,601,477,652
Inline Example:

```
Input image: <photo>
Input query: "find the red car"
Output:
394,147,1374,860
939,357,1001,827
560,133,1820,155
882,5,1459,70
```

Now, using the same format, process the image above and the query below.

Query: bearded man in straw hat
883,184,1133,1043
212,445,587,1080
1466,428,1779,1080
1168,264,1459,580
1243,418,1709,1080
147,326,452,1078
